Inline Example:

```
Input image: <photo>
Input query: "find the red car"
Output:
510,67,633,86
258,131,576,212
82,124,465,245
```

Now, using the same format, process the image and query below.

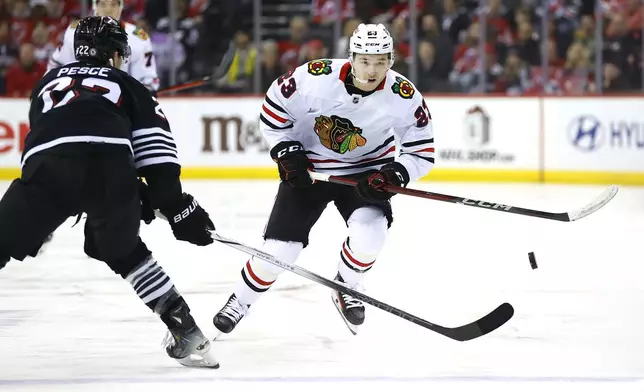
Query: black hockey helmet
74,16,131,65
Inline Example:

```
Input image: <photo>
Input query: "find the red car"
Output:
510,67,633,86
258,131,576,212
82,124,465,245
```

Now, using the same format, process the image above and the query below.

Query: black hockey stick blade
309,172,618,222
211,232,514,341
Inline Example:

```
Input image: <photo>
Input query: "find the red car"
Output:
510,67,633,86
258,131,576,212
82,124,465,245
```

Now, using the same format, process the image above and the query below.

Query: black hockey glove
0,256,8,271
160,193,215,246
356,162,410,202
139,179,156,225
270,141,313,187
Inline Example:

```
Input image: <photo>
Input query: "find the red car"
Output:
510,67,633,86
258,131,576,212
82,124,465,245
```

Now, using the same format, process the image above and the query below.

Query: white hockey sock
126,257,179,315
234,239,302,305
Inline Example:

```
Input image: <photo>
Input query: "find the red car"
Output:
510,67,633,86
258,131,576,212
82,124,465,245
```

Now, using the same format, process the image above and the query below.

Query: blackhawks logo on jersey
133,27,149,41
314,115,367,154
391,76,415,99
307,59,332,76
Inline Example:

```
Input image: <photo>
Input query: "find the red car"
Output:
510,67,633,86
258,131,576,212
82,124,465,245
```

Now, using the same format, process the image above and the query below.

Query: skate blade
176,350,220,369
331,292,358,335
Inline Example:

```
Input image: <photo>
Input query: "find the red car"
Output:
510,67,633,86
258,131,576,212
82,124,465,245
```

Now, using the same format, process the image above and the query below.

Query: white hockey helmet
348,23,395,67
92,0,123,20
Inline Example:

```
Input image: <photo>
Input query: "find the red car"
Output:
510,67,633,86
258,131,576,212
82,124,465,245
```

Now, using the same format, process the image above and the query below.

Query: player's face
96,0,122,19
352,54,390,90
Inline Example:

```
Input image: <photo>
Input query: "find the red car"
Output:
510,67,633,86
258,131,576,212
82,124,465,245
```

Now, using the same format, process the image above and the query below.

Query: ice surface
0,180,642,392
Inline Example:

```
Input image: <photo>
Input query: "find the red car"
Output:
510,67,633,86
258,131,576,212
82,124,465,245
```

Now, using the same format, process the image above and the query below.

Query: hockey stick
210,232,514,342
157,41,236,96
157,75,212,96
308,171,618,222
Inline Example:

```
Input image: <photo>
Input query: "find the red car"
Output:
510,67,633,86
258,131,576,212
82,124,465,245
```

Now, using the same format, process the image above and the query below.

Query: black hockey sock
125,256,180,316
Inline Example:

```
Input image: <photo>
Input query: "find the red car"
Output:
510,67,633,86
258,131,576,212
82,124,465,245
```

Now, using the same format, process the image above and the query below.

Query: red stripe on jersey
413,147,435,153
262,104,288,123
246,261,275,286
343,243,375,268
309,145,396,164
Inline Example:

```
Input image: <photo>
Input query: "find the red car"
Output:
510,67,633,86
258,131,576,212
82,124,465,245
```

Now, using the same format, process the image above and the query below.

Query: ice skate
162,301,219,368
213,294,250,336
331,273,365,335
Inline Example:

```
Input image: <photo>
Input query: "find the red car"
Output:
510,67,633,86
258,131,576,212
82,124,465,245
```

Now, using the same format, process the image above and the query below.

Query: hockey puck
528,252,538,269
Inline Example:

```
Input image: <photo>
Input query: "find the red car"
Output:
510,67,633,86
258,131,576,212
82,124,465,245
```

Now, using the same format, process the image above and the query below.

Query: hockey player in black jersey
0,16,218,368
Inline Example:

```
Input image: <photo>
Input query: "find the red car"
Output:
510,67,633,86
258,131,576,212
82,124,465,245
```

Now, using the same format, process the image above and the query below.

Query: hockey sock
126,256,180,316
234,239,302,305
338,207,388,286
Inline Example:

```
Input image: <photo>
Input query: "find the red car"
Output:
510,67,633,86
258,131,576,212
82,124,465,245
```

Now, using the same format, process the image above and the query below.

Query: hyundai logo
568,115,604,152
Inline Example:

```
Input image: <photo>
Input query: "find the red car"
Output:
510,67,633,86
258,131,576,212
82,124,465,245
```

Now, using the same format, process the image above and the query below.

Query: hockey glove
270,141,313,187
160,193,215,246
139,179,156,225
356,162,410,202
0,256,8,271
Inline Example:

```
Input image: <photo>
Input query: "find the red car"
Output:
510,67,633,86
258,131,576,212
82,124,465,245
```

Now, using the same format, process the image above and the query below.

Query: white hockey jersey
260,59,434,181
47,21,159,91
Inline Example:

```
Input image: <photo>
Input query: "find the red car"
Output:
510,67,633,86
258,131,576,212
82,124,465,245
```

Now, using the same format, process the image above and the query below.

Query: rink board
0,96,643,184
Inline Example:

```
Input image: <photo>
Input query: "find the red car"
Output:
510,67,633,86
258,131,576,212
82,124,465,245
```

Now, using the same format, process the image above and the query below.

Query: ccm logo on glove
275,144,303,158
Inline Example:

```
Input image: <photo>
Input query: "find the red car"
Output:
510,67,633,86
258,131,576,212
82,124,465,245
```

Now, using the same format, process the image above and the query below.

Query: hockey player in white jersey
213,24,435,335
47,0,159,91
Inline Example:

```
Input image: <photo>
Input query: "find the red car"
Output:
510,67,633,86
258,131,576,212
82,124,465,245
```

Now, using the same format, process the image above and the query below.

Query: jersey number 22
37,76,122,114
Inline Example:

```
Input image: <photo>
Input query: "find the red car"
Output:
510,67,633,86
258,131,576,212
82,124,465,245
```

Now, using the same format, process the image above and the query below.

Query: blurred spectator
30,1,47,21
603,62,629,91
0,18,17,94
31,20,54,65
334,18,360,58
278,16,308,71
624,0,642,32
391,45,409,75
216,29,256,93
574,14,596,55
419,13,453,59
122,0,146,23
10,0,33,46
453,22,492,73
155,0,200,86
546,38,565,68
260,40,281,92
476,0,512,45
45,0,65,19
390,16,409,59
605,8,642,90
514,20,540,65
312,0,354,25
5,42,44,97
496,50,530,94
437,0,470,45
506,6,535,37
561,41,591,93
301,39,327,62
416,39,451,92
45,0,71,46
372,0,425,24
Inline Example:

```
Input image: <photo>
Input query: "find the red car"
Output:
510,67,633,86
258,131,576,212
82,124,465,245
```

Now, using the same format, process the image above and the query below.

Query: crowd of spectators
0,0,642,96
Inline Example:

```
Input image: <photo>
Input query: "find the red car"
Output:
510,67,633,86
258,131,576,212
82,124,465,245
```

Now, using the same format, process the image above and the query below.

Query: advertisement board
0,95,642,184
543,98,644,183
426,97,540,181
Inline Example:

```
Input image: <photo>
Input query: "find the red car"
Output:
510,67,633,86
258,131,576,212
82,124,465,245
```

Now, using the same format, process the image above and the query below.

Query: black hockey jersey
26,62,178,176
